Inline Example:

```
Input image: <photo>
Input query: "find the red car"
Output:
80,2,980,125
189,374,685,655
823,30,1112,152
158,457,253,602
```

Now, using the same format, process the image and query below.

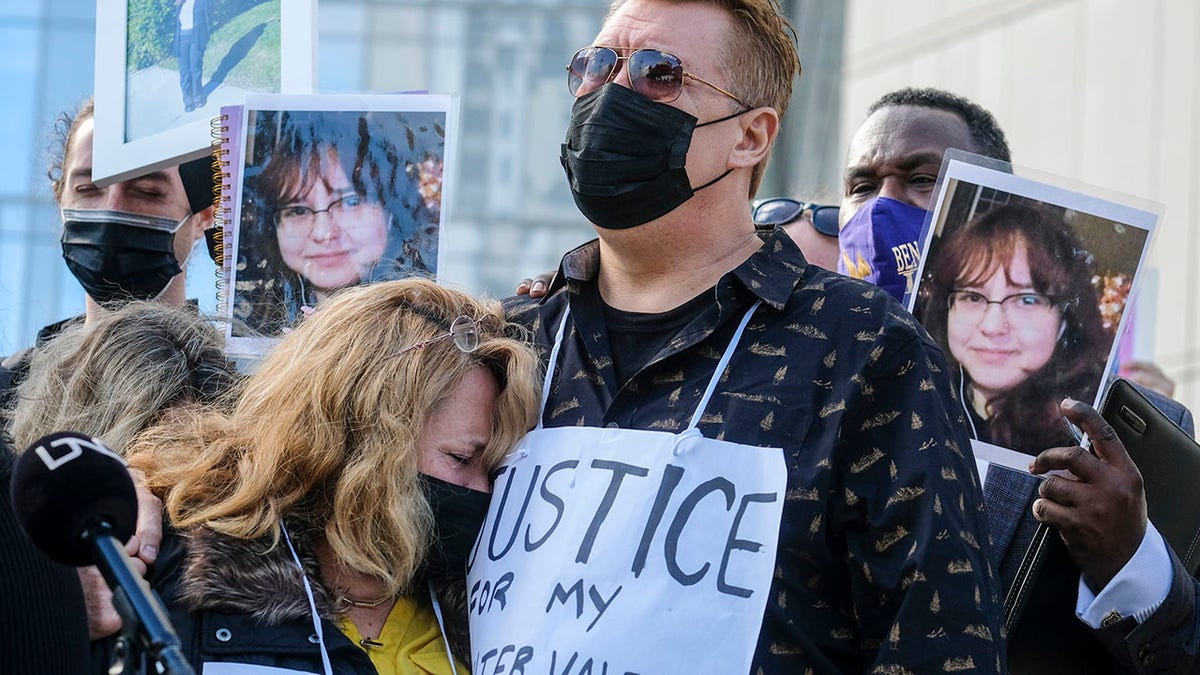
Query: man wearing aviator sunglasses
493,1,1001,673
560,41,755,230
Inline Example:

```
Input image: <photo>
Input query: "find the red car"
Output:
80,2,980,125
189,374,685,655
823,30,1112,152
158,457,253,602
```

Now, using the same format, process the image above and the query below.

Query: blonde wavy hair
128,279,542,595
6,302,237,454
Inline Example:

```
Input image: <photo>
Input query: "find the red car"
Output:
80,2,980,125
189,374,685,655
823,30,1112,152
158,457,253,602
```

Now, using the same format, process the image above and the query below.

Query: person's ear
187,207,216,247
729,106,779,170
185,206,223,264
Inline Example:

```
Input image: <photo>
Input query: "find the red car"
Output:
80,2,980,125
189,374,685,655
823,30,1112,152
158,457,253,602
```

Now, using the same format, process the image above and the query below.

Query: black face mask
420,473,491,577
60,209,185,305
560,83,743,230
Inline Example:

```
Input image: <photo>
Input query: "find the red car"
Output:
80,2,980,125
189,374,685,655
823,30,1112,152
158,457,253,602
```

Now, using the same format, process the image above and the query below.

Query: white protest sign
467,425,786,675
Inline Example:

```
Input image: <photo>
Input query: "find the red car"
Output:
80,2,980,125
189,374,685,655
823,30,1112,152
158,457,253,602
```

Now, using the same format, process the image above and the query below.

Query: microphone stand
85,522,195,675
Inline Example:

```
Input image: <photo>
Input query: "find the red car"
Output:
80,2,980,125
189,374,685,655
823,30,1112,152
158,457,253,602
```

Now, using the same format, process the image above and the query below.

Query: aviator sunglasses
567,46,749,107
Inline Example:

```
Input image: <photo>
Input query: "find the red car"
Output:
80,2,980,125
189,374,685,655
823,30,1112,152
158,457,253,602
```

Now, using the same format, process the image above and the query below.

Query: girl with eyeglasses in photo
917,203,1110,455
234,110,445,337
121,279,542,674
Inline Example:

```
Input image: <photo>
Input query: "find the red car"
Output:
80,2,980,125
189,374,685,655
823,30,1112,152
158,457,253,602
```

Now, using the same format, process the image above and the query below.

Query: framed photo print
909,153,1161,470
92,0,316,185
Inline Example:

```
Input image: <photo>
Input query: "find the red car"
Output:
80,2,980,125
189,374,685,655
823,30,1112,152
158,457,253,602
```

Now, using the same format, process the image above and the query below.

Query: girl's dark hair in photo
233,110,445,336
919,203,1110,453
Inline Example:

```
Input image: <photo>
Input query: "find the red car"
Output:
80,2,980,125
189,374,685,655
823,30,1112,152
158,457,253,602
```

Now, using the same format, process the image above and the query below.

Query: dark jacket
0,446,90,674
992,388,1200,674
97,521,468,674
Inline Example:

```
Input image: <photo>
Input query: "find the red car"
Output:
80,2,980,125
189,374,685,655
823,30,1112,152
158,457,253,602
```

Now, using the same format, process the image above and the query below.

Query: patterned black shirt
505,230,1004,674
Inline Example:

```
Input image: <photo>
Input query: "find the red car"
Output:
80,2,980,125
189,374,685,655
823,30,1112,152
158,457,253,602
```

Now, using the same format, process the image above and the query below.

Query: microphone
10,432,195,675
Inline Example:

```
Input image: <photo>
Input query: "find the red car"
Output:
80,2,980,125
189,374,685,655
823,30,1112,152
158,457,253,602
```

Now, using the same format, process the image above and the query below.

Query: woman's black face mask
560,83,743,230
419,473,492,577
60,208,186,304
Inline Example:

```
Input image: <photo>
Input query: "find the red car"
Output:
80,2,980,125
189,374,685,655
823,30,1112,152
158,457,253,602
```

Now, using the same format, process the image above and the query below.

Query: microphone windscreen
10,432,138,566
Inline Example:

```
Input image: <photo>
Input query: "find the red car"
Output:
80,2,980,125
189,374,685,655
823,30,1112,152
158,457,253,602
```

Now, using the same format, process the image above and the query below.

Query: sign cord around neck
687,300,762,431
428,580,460,675
536,304,573,430
281,521,334,675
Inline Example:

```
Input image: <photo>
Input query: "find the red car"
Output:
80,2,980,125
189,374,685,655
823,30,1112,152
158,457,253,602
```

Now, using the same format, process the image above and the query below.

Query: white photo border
909,153,1163,471
223,93,460,360
92,0,316,186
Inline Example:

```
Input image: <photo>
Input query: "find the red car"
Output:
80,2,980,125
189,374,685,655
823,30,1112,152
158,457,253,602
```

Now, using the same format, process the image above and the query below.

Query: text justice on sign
468,457,781,599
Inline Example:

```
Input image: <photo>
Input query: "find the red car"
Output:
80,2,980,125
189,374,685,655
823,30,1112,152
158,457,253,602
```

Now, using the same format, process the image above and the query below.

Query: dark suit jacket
986,388,1199,674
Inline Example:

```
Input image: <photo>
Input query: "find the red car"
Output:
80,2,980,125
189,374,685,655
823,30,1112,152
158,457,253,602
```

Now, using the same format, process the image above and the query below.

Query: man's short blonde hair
607,0,801,196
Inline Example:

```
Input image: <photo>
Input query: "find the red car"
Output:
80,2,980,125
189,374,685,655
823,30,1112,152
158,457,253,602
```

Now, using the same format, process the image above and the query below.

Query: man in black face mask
53,100,209,314
490,2,1002,673
1,99,211,392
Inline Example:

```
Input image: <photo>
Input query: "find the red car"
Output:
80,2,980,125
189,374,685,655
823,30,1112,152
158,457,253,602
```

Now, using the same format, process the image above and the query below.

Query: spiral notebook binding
210,114,230,314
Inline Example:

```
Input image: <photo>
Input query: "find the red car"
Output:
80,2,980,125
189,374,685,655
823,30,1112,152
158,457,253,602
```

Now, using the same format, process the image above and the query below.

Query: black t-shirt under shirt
600,287,714,387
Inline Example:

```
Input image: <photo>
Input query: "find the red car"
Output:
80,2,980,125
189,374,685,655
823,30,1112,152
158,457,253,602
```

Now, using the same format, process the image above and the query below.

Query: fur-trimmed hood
178,523,339,624
175,522,472,662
